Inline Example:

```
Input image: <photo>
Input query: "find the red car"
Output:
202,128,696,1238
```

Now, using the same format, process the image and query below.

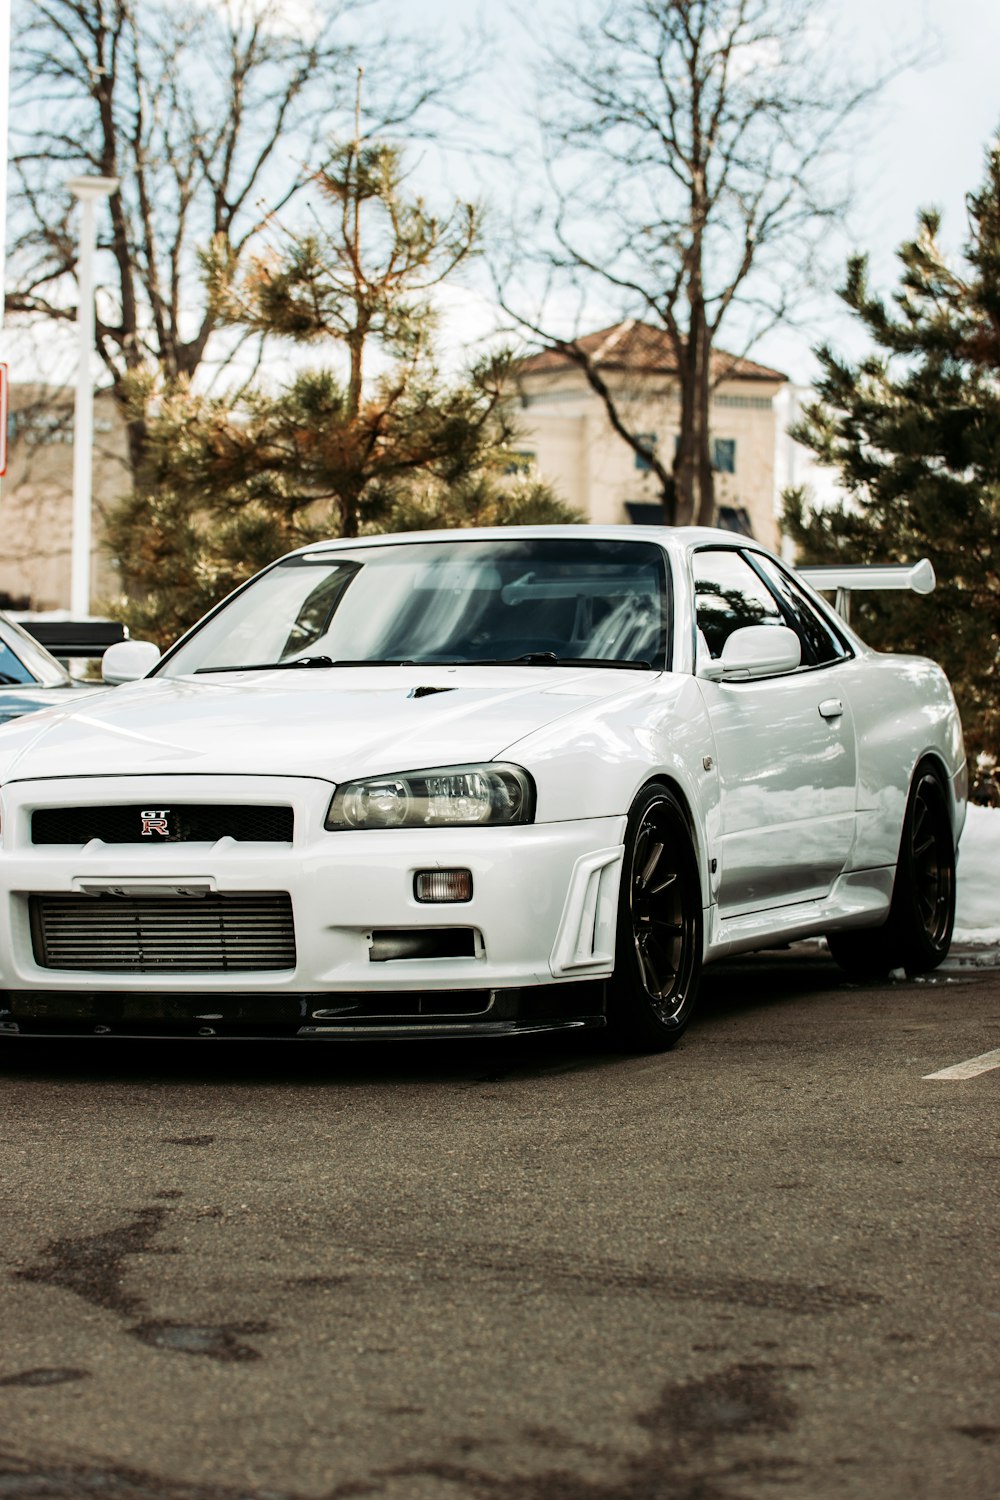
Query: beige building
0,384,127,612
0,333,789,613
514,321,788,549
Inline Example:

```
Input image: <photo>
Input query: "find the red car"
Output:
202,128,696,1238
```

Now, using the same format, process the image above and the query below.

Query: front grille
30,893,296,973
31,804,294,845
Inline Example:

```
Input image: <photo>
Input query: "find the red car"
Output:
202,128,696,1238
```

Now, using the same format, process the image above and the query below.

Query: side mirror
102,639,161,684
699,624,801,682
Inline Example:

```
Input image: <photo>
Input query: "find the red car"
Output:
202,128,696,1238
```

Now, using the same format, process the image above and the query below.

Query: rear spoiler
797,559,935,622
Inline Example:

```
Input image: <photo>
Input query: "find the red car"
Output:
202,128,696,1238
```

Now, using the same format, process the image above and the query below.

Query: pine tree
784,138,1000,775
104,121,577,646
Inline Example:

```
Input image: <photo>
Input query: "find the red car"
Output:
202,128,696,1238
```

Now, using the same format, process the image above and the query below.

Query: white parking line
923,1049,1000,1081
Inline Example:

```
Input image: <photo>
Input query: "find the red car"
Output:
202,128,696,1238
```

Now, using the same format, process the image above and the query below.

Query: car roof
286,524,771,564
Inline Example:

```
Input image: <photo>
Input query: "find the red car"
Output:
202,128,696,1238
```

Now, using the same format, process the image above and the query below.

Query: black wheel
608,784,703,1051
827,767,956,979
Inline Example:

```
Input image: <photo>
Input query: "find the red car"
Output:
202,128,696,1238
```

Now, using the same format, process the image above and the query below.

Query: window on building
625,502,666,525
718,506,753,537
9,409,74,446
503,450,536,475
712,438,736,473
714,394,773,410
671,436,737,472
633,434,657,471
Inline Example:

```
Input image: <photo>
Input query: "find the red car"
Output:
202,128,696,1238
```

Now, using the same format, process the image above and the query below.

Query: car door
692,546,858,916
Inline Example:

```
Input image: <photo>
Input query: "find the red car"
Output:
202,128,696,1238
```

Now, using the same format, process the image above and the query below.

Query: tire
607,784,703,1051
827,767,956,979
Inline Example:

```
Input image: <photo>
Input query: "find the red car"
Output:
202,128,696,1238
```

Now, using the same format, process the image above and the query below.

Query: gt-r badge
140,809,170,836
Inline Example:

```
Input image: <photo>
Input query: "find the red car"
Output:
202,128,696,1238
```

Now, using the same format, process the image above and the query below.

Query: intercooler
29,892,296,973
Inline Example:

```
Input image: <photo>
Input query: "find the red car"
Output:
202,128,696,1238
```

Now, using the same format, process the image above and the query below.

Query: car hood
0,665,655,784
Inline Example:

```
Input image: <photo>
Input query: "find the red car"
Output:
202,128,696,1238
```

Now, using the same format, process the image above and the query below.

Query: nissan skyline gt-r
0,526,966,1050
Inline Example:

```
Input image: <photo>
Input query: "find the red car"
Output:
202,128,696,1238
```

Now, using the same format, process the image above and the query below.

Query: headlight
325,763,534,830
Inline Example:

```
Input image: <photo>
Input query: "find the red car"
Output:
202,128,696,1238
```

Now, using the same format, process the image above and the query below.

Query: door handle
818,698,844,720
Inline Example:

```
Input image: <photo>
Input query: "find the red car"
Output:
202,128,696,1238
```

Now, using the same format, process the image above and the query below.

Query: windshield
0,616,71,687
159,537,670,676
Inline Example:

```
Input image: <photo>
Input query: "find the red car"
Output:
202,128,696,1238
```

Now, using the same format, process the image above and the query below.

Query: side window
748,554,850,667
693,549,784,659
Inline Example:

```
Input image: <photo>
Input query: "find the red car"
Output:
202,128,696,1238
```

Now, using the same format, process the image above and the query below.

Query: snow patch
955,804,1000,945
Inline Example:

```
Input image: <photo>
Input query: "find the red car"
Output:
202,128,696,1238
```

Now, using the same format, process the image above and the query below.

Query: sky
413,0,1000,386
6,0,999,395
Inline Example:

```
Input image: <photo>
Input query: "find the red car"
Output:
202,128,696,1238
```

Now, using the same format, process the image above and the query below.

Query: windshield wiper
192,657,430,674
465,653,655,670
195,655,336,673
193,653,656,674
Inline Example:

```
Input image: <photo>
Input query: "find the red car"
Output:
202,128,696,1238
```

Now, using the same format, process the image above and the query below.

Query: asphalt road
1,946,998,1500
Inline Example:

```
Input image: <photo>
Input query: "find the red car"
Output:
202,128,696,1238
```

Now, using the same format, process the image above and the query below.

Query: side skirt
704,867,895,963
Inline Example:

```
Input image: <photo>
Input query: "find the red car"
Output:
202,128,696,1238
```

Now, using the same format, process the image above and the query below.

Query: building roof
517,320,787,384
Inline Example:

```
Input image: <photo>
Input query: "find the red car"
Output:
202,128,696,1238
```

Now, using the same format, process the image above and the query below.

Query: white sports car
0,526,965,1049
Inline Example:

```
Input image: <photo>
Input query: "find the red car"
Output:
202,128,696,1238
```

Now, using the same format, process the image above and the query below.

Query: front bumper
0,982,607,1040
0,774,625,1039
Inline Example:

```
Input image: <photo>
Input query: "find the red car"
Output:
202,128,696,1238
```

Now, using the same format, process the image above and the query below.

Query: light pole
67,174,117,618
0,0,11,348
0,0,11,495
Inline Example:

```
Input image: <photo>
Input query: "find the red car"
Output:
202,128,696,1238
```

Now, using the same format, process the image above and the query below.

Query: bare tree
501,0,890,526
6,0,459,477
